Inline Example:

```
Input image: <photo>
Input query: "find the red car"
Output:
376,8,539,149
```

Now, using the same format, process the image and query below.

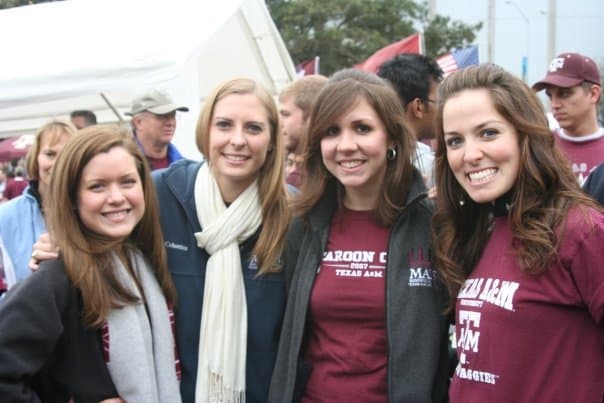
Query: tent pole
100,93,124,123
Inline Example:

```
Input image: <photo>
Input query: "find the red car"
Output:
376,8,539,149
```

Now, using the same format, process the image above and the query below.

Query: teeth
340,160,363,168
104,211,127,219
225,154,248,161
468,168,497,182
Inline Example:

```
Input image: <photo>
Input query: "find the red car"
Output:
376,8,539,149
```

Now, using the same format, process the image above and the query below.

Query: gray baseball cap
126,89,189,116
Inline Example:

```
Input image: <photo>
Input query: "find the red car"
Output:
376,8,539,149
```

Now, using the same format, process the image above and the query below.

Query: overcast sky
432,0,604,89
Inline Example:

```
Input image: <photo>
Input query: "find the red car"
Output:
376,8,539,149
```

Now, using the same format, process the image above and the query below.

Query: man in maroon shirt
533,52,603,185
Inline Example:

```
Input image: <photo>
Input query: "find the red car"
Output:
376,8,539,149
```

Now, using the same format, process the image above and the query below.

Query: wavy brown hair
196,78,290,274
46,125,176,328
432,64,602,310
293,68,417,225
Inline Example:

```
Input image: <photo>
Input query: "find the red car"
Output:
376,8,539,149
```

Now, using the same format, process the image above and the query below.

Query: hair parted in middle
195,77,290,275
45,124,176,327
432,63,601,310
293,68,417,226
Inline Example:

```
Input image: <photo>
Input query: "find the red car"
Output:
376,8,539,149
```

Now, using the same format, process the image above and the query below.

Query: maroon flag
355,33,422,73
295,56,320,77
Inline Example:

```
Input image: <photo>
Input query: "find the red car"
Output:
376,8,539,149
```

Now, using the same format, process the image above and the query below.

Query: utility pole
547,0,557,65
505,1,530,83
488,0,495,63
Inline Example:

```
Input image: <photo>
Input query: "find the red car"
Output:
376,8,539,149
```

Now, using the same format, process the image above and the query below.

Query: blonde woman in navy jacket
269,69,450,402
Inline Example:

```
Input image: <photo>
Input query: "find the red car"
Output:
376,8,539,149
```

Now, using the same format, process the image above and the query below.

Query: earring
387,148,397,161
459,199,465,206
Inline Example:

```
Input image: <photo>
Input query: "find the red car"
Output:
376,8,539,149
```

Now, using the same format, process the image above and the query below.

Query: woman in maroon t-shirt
269,69,450,403
432,64,604,402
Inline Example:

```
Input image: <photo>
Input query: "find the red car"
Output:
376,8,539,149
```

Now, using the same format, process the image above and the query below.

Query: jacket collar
307,168,428,231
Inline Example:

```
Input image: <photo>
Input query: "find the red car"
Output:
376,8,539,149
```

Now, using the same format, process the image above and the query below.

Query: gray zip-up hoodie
268,172,450,402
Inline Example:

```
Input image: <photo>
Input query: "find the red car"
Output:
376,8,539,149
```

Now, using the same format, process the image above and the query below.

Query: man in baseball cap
127,89,189,170
533,52,603,185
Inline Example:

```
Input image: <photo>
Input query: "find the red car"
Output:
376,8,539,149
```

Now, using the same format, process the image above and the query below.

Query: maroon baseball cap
533,52,600,91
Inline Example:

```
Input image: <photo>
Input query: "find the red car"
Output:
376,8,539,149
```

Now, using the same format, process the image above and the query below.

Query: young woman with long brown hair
0,125,180,402
432,63,604,402
269,69,450,402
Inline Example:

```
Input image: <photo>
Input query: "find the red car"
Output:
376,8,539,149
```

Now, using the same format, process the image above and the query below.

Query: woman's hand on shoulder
29,233,60,272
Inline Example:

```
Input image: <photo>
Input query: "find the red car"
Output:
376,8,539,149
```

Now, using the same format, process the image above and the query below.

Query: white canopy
0,0,296,159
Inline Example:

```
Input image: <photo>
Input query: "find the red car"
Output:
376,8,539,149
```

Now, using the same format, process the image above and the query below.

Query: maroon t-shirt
553,128,604,185
301,207,389,403
147,155,170,170
450,208,604,403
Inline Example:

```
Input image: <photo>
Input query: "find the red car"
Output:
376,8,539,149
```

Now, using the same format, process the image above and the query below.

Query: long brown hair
432,64,602,310
196,78,290,274
46,125,176,327
294,68,417,225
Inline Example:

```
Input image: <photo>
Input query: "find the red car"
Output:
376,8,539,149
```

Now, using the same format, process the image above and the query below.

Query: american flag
437,45,479,77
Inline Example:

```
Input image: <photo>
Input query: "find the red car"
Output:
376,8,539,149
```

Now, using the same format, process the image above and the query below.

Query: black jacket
584,162,604,205
0,260,117,403
269,172,450,403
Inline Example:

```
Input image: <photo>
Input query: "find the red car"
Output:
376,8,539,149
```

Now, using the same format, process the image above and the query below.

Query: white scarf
104,249,181,403
193,163,262,403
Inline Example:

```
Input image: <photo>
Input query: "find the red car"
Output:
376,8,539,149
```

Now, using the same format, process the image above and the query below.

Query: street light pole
505,0,530,83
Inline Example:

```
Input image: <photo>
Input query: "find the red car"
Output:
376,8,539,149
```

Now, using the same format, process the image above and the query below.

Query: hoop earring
387,148,397,161
459,199,465,206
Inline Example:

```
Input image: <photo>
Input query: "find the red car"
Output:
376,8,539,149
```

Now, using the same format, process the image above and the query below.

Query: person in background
533,52,603,185
2,166,28,201
269,69,450,402
279,75,328,187
126,89,189,170
70,109,98,129
0,120,76,283
378,53,444,188
0,126,181,402
433,63,604,402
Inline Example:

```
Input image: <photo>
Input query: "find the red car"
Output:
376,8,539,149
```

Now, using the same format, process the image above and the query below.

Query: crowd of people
0,50,602,402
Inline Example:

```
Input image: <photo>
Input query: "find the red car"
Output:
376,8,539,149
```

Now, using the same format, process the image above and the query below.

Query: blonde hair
26,120,77,181
195,78,291,274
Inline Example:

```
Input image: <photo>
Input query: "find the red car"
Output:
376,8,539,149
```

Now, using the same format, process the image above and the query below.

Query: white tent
0,0,296,159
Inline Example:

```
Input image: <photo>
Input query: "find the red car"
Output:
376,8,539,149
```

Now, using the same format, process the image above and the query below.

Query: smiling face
208,93,272,202
320,98,392,210
443,88,521,204
77,146,145,240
